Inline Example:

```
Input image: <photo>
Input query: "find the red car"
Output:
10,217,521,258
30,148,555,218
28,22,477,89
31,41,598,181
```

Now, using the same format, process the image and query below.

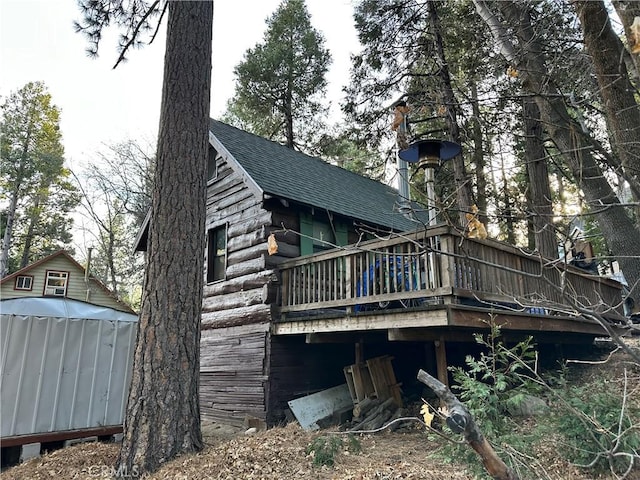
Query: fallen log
350,397,397,432
352,397,377,419
417,369,518,480
364,409,392,431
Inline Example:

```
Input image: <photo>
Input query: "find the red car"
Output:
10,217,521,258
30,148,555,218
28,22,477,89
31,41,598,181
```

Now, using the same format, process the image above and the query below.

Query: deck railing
278,226,623,317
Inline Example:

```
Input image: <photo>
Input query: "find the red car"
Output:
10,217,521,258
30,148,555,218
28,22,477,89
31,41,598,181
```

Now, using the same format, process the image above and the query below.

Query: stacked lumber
343,355,403,407
342,355,405,432
348,397,404,432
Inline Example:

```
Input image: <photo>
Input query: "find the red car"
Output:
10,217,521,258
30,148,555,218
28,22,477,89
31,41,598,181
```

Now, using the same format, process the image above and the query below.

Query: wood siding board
201,304,273,328
203,270,277,296
209,131,264,199
227,243,267,265
199,322,268,426
227,211,272,238
225,256,266,280
208,198,263,225
201,288,264,312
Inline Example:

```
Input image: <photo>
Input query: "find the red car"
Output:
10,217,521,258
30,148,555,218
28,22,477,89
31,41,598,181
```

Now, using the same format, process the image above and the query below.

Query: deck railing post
439,234,455,293
281,270,289,307
345,256,353,313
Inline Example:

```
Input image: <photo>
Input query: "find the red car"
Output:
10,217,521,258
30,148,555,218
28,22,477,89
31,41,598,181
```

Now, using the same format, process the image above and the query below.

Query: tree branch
417,369,518,480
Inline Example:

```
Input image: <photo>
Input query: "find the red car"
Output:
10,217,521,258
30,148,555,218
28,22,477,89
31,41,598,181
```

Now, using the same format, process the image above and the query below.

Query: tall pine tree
223,0,331,151
0,81,79,276
75,0,213,474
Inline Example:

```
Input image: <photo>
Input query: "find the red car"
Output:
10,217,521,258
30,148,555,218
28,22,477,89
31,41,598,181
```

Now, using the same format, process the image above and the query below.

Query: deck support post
434,339,448,387
355,340,363,364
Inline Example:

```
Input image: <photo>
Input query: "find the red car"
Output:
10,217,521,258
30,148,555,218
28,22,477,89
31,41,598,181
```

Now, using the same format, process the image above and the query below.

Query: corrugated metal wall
1,312,136,437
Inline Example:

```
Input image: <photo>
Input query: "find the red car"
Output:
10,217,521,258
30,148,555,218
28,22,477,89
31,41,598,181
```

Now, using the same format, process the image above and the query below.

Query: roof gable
1,250,135,314
1,250,82,283
209,120,426,232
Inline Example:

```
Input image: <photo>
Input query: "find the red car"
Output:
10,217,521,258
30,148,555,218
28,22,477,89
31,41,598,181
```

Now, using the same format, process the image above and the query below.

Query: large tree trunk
522,98,557,259
427,0,474,225
470,79,488,224
116,1,213,476
574,2,640,195
1,120,33,277
473,0,640,300
574,0,640,220
285,82,295,149
611,0,640,84
19,203,37,269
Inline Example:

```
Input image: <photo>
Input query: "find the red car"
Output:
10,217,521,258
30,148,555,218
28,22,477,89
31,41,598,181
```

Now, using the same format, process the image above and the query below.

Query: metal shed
1,297,137,442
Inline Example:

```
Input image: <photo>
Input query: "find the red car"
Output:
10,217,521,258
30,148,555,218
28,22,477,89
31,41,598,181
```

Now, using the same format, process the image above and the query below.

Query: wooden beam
388,327,597,345
272,308,449,335
355,341,363,364
449,306,610,336
0,426,123,448
304,332,385,344
388,327,476,342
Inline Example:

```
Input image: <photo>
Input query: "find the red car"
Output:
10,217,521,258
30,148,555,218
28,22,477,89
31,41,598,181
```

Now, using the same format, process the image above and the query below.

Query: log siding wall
200,149,390,427
200,151,303,426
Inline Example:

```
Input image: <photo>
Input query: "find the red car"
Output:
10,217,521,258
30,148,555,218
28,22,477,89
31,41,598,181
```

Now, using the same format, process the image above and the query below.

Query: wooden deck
274,225,624,341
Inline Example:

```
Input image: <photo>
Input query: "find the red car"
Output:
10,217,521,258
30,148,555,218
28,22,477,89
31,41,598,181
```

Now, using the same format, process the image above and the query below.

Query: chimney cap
398,139,462,166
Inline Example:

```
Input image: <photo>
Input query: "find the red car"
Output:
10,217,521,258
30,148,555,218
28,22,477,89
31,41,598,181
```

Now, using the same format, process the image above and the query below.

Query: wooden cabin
0,250,135,314
136,120,625,428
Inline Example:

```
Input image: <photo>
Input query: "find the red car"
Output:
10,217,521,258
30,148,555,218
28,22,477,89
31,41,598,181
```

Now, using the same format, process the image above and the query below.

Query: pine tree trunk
522,98,557,259
115,1,213,476
1,121,33,277
19,209,36,269
470,80,488,224
611,1,640,95
427,0,474,225
474,0,640,300
574,0,640,220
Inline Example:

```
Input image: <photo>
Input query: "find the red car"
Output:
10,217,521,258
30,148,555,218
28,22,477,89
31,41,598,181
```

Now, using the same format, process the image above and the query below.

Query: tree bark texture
522,97,557,259
473,0,640,300
470,80,488,225
574,0,640,205
427,0,474,225
417,369,518,480
611,0,640,84
116,1,213,475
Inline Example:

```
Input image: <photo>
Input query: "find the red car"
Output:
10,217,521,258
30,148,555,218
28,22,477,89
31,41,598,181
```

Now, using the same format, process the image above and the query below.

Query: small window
44,270,69,296
15,275,33,291
207,225,227,283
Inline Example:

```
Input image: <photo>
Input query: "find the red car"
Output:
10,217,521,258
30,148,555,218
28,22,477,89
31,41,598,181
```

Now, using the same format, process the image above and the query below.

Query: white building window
15,275,33,291
44,270,69,296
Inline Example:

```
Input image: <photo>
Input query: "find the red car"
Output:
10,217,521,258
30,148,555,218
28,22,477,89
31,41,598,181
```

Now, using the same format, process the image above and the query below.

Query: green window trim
299,211,349,256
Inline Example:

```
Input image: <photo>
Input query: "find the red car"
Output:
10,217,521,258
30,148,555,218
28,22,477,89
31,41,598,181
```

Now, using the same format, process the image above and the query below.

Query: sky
0,0,360,169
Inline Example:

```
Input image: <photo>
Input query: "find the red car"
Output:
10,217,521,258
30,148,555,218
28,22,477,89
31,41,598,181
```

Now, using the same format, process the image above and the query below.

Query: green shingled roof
209,120,426,232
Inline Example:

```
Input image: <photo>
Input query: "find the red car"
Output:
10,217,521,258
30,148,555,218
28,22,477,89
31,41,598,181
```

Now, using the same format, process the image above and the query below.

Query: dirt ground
3,338,639,480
